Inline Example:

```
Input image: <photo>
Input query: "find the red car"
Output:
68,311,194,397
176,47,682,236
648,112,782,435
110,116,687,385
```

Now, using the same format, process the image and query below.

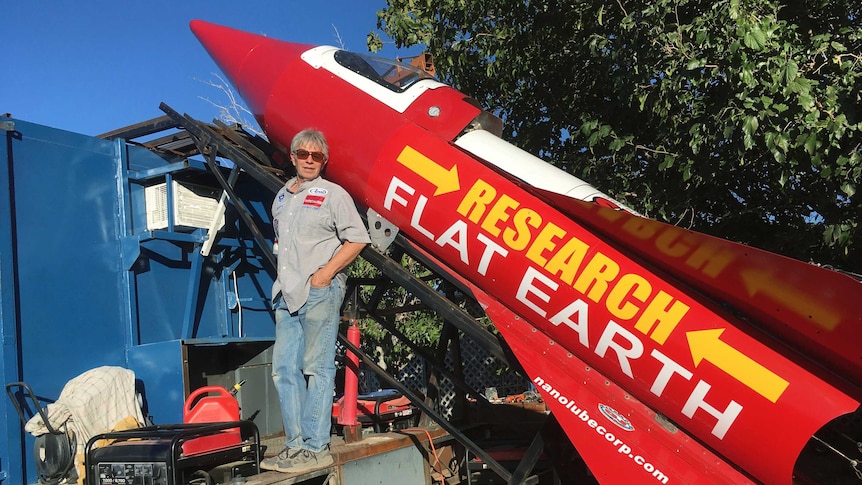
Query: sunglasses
293,149,327,163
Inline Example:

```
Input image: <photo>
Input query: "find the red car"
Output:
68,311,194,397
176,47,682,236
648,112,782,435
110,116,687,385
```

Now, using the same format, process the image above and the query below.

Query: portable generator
332,389,419,433
84,422,260,485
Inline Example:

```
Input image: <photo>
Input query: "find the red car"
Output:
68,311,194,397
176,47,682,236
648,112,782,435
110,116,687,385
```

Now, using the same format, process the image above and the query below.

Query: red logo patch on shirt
303,194,325,208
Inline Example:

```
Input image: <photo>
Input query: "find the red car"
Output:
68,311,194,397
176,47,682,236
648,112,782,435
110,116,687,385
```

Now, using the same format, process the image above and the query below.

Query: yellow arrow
396,146,460,196
739,267,840,331
686,328,789,403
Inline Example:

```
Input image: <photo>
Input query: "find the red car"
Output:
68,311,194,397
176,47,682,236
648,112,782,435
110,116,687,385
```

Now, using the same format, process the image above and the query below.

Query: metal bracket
367,208,399,250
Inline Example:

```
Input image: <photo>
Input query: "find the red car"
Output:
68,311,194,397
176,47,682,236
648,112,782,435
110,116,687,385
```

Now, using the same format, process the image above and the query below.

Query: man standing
262,129,370,473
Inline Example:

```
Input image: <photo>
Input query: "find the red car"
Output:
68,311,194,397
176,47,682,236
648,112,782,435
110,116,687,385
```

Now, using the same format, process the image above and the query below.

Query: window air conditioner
144,181,225,232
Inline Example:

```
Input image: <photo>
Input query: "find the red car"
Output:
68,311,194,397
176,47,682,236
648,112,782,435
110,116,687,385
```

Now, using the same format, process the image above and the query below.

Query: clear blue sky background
4,1,418,137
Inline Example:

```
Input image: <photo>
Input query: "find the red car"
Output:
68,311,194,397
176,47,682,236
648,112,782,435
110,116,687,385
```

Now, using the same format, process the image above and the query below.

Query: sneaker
285,448,334,474
260,446,297,472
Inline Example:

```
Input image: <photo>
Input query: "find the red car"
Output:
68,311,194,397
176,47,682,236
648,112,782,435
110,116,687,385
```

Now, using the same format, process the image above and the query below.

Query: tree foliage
369,0,862,272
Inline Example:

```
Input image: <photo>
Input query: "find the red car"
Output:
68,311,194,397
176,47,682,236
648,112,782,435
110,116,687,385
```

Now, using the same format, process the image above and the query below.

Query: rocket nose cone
189,20,315,123
189,20,262,91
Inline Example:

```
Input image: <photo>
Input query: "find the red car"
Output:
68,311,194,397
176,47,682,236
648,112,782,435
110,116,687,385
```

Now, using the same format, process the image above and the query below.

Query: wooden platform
231,427,454,484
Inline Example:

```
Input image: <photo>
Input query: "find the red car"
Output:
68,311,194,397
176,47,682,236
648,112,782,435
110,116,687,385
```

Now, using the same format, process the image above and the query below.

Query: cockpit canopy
334,50,435,93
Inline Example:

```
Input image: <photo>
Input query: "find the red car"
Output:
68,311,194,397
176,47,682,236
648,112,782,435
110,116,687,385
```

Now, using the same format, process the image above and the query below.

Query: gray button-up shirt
271,176,370,313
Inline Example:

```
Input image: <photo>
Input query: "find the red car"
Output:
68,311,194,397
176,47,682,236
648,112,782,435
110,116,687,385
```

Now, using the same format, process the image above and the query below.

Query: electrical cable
811,435,862,479
188,469,214,484
232,270,243,337
405,427,454,485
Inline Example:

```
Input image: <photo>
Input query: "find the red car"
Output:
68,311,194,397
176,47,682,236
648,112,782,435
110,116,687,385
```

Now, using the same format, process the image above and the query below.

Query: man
262,129,370,473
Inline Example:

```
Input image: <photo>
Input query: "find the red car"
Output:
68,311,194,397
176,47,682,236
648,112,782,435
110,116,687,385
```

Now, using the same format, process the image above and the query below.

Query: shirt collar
288,176,324,193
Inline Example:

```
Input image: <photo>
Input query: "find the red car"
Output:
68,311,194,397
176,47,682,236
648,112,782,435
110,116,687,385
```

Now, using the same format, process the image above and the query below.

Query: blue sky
4,1,419,137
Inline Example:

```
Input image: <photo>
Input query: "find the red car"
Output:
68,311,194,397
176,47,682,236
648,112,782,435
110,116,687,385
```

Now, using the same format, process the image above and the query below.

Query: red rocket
190,20,862,484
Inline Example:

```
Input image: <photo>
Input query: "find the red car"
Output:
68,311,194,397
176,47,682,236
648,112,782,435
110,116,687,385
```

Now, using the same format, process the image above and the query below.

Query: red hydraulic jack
338,288,362,443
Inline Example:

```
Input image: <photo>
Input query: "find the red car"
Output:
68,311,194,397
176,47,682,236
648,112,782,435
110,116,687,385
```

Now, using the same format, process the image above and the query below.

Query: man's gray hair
291,129,329,157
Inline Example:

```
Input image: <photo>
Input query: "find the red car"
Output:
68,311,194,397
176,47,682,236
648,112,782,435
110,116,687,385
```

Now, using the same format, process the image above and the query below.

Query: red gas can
182,386,241,455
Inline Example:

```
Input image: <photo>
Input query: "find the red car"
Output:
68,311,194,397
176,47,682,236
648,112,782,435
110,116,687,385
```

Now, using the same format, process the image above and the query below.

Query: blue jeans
271,280,344,452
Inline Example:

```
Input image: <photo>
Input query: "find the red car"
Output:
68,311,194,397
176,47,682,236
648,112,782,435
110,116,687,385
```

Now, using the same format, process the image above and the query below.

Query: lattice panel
352,333,530,420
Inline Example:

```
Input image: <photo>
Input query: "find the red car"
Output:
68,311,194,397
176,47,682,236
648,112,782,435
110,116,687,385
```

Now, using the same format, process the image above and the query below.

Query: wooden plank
249,428,451,483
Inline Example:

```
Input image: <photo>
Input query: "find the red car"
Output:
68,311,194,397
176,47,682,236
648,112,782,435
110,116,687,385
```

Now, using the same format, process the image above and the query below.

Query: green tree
369,0,862,272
